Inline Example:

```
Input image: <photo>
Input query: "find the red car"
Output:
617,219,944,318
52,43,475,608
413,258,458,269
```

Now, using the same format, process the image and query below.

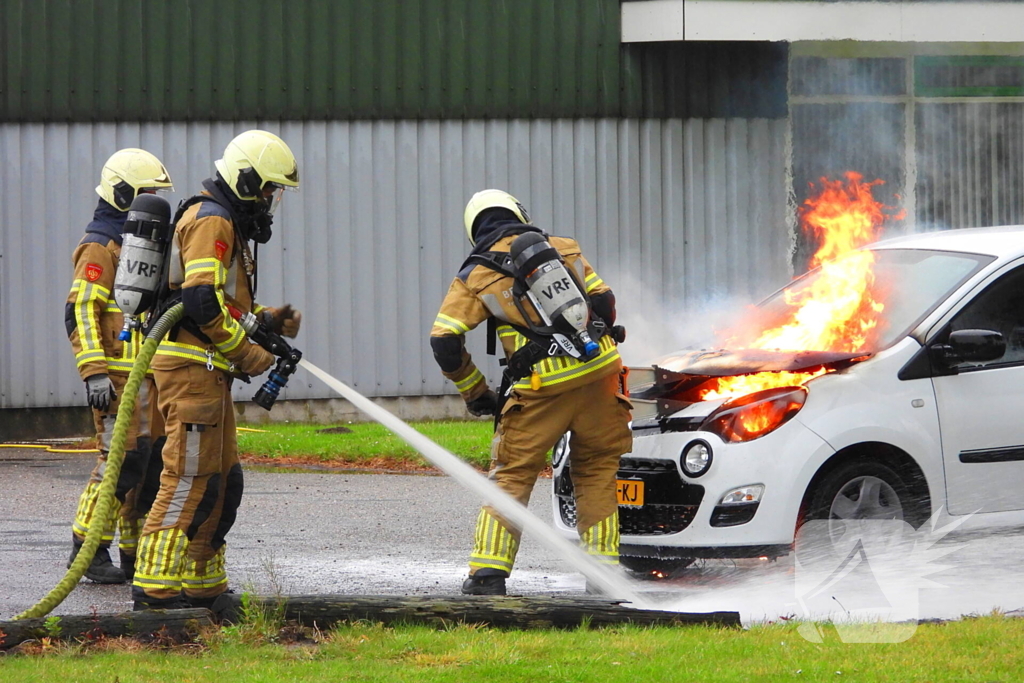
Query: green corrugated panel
0,0,787,122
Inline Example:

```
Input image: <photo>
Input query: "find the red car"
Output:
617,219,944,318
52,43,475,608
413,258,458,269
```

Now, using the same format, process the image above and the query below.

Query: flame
702,173,901,401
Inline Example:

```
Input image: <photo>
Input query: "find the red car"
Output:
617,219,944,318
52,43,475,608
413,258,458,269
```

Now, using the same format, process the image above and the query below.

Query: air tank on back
509,232,599,358
113,193,173,340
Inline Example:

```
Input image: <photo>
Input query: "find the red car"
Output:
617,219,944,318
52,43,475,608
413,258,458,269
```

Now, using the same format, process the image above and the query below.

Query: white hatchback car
553,227,1024,575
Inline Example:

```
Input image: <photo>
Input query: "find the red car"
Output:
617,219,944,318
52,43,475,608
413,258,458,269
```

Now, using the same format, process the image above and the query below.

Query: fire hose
16,308,645,619
15,303,186,620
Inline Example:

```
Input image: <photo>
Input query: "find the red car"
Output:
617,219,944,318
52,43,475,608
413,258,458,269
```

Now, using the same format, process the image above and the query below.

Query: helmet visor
263,184,286,216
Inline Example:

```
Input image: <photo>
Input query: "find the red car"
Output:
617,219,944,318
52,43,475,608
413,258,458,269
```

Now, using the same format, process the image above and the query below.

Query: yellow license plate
617,479,644,507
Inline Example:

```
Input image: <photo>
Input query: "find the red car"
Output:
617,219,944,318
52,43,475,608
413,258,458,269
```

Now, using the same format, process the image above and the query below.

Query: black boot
132,586,188,611
461,570,508,596
184,589,234,610
68,538,127,584
133,596,188,611
119,549,136,582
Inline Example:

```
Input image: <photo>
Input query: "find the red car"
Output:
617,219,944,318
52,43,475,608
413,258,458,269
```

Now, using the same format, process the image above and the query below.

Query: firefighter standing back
65,148,173,585
430,189,633,596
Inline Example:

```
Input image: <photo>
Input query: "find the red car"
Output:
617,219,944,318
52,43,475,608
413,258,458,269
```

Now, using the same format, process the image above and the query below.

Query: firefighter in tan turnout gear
65,149,173,584
431,189,632,596
132,130,301,610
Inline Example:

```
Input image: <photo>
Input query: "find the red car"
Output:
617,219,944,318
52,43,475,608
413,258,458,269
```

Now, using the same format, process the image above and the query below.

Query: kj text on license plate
617,479,644,507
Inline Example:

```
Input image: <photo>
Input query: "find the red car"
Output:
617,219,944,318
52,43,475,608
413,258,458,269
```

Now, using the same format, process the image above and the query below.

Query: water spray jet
300,359,651,608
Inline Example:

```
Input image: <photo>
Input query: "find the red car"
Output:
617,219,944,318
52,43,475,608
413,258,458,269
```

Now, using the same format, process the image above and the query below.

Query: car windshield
741,248,994,353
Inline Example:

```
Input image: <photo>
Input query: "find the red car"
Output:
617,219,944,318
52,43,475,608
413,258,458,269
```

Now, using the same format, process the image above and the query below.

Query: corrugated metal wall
0,0,787,121
917,102,1024,229
0,118,789,409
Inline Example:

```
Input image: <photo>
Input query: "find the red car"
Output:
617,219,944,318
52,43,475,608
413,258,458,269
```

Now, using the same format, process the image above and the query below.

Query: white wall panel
0,118,788,409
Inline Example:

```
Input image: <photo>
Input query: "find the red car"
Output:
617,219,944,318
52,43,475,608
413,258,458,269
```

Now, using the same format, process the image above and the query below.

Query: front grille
620,503,700,535
556,459,704,536
630,415,704,434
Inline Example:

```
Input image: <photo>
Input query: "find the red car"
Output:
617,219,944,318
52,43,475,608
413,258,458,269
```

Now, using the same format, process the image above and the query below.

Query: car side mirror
931,329,1006,366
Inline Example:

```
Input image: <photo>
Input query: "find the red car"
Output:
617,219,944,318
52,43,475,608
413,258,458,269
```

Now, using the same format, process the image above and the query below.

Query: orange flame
702,173,901,401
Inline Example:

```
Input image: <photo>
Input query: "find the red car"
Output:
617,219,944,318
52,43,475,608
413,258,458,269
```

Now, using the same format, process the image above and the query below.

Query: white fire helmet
96,148,173,211
463,189,531,245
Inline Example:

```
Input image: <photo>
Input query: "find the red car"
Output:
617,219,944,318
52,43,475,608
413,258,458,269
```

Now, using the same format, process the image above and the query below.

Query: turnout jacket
150,193,271,374
430,233,621,402
65,200,143,380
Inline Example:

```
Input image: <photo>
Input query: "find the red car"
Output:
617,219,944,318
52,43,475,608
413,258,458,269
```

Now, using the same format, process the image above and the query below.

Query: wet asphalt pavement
0,447,582,619
4,446,1024,624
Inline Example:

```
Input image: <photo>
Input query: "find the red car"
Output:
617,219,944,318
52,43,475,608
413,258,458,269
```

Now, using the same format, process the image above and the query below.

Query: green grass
2,617,1023,682
236,420,495,469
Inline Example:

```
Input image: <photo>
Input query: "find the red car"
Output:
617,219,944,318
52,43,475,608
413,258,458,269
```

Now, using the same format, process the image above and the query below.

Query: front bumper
552,418,834,557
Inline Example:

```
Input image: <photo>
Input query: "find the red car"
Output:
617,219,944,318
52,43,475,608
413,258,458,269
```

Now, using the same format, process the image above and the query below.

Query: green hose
16,303,185,620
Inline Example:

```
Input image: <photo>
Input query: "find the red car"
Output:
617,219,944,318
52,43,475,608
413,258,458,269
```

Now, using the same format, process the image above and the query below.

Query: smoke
612,272,771,367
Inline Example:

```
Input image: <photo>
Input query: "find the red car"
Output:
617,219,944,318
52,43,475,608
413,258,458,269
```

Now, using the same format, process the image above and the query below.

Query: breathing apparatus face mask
244,184,285,244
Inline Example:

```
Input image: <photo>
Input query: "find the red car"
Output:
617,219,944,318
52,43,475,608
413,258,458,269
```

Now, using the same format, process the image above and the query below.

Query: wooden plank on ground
0,608,214,649
214,594,741,629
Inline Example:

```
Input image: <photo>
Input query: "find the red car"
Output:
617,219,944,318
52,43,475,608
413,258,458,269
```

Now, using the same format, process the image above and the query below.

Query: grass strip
2,616,1023,682
237,420,495,469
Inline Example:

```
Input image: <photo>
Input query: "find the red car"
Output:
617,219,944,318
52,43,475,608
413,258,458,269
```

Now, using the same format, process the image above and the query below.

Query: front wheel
804,459,926,545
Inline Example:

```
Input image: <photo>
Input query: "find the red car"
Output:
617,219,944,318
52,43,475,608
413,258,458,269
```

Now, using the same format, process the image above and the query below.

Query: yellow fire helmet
95,148,174,211
215,130,300,208
463,189,531,245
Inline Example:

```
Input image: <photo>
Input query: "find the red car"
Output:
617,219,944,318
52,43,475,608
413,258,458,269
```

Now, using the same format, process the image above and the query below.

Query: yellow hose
15,303,184,620
0,444,99,454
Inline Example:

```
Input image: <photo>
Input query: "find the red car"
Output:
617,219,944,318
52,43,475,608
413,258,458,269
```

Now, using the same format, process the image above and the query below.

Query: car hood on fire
655,348,864,378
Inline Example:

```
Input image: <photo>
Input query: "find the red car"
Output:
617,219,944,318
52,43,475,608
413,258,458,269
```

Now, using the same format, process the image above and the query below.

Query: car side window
948,265,1024,369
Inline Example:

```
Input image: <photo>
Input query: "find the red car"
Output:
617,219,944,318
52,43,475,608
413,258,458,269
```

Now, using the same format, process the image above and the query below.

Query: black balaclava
206,174,274,244
469,208,543,256
85,198,130,246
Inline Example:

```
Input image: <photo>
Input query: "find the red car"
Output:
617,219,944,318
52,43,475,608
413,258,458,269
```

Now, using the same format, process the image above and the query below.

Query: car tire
804,459,927,542
619,556,694,579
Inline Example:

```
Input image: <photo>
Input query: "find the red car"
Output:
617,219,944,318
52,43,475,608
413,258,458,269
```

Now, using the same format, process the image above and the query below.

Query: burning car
553,173,1024,575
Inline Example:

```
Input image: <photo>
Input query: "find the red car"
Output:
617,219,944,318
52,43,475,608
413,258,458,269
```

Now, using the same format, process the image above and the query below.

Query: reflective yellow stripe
454,368,484,393
214,288,246,354
585,272,604,293
74,279,105,354
580,512,619,564
511,335,620,389
106,359,135,373
434,313,470,334
155,341,232,371
496,324,518,339
184,258,221,278
468,510,519,573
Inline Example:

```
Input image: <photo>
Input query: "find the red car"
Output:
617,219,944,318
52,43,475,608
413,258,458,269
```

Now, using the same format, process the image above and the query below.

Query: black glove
85,374,117,412
466,390,499,417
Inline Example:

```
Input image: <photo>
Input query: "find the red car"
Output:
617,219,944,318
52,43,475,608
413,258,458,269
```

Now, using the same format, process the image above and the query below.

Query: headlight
682,440,713,477
552,433,569,468
701,386,807,443
719,484,764,505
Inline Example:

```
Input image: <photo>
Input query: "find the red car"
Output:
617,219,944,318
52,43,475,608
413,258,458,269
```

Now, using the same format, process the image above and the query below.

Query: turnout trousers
72,375,165,559
469,371,633,576
132,364,242,604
